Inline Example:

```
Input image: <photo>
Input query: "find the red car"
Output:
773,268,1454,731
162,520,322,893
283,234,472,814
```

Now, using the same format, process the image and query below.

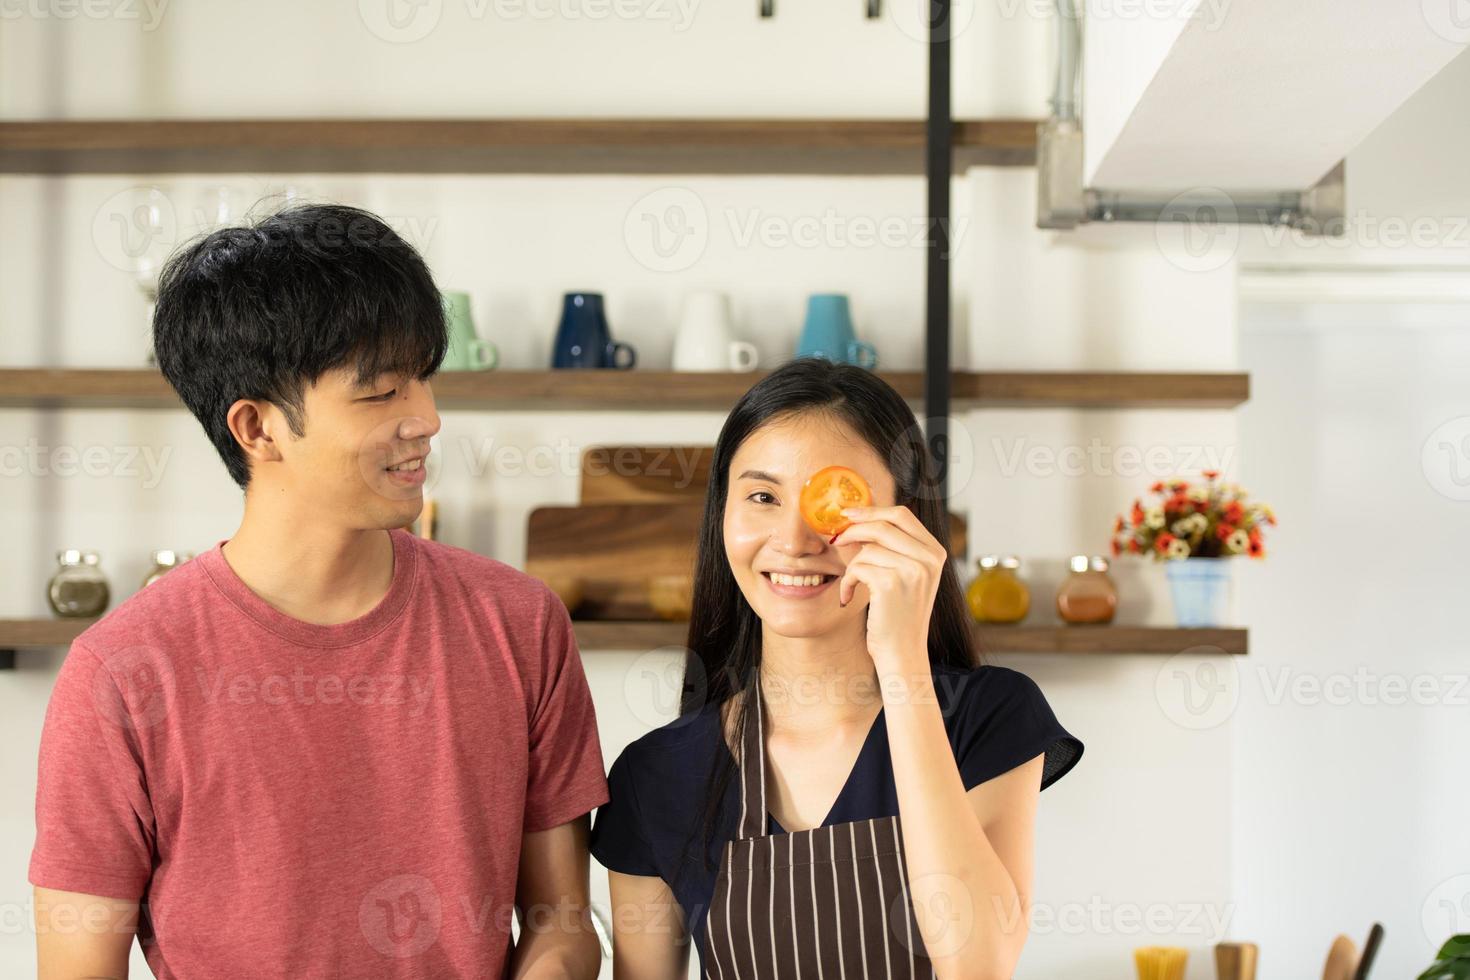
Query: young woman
591,358,1083,979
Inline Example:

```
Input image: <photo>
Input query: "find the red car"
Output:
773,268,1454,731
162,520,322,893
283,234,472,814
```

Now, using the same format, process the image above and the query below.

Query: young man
30,204,608,978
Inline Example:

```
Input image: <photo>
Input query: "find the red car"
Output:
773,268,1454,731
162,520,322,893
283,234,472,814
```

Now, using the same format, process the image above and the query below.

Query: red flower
1166,494,1190,513
1202,469,1220,481
1110,538,1122,556
1131,500,1145,525
1223,501,1244,524
1127,539,1141,554
1248,538,1265,558
1216,523,1236,540
1155,533,1176,554
1149,481,1165,494
1113,515,1125,534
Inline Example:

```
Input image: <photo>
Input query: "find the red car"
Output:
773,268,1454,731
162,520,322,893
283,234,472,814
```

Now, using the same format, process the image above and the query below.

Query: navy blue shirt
590,663,1083,972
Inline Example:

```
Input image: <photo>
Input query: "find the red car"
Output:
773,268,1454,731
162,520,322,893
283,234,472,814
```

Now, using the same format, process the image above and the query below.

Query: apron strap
735,680,768,840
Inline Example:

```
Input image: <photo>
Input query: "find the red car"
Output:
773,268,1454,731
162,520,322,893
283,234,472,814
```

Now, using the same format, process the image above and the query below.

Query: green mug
441,291,499,371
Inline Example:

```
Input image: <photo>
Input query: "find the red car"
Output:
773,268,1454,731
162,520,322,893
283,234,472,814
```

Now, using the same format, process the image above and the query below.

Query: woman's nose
772,504,826,555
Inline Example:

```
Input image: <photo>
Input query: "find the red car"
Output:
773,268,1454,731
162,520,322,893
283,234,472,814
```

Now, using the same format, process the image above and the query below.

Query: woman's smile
761,569,839,598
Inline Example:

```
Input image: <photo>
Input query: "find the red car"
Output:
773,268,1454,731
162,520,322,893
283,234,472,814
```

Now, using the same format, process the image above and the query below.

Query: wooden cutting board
527,502,970,621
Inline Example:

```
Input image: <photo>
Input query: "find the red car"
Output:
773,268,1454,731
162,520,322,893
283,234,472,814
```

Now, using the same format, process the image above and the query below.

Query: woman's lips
761,571,837,599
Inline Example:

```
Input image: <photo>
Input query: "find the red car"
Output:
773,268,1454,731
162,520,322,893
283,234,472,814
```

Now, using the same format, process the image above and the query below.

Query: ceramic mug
552,292,637,370
440,291,499,371
795,293,877,368
672,290,759,372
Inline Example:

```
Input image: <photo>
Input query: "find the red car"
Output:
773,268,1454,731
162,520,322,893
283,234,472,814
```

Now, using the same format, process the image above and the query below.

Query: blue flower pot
1164,558,1232,627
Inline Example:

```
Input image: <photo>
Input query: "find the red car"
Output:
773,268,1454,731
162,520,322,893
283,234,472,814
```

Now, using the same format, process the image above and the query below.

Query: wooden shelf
0,118,1039,175
0,368,1249,411
572,621,1248,655
0,618,1247,668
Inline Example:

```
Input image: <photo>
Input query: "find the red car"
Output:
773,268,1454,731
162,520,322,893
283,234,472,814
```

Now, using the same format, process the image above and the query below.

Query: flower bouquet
1111,471,1277,626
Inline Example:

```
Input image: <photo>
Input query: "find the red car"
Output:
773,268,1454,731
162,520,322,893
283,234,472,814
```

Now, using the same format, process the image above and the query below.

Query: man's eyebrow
736,469,782,484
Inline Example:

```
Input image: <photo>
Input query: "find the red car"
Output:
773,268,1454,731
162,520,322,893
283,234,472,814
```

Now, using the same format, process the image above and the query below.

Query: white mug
672,291,760,372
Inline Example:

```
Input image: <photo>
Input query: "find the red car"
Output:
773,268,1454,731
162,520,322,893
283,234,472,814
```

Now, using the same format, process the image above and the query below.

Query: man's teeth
387,458,423,472
769,572,826,587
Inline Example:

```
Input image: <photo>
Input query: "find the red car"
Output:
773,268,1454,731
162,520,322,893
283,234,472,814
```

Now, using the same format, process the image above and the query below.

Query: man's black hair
152,202,448,489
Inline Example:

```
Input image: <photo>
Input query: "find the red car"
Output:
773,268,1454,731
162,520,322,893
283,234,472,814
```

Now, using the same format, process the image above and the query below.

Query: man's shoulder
406,533,555,607
70,555,217,664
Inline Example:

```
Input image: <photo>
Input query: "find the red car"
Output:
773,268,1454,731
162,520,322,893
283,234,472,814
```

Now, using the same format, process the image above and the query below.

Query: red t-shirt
30,528,609,979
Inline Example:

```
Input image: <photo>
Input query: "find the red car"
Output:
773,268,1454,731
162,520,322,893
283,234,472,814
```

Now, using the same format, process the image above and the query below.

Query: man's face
263,367,441,530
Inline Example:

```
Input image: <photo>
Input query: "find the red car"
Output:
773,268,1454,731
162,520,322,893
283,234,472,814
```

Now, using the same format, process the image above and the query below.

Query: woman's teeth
768,572,827,587
387,458,423,472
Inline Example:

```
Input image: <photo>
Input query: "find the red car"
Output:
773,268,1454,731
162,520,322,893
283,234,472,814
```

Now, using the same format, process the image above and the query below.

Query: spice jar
966,554,1030,624
141,550,189,589
48,550,111,618
1056,555,1118,625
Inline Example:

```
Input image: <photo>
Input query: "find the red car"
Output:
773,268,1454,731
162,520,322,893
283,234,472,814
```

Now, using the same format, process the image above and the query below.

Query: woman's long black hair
677,357,980,877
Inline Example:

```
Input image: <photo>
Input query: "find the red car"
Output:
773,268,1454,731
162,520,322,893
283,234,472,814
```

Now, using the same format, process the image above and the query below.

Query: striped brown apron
702,686,934,978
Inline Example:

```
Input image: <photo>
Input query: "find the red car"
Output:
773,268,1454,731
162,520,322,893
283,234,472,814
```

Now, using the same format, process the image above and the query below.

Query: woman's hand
831,504,947,673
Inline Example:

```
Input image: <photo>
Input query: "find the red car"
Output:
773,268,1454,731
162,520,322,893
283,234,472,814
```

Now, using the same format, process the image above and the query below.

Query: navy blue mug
551,292,637,370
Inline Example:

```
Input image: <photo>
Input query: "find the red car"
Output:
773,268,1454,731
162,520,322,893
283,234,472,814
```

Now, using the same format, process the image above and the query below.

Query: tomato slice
800,465,873,536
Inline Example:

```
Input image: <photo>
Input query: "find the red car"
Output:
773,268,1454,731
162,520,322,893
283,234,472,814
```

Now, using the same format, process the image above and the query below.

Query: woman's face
723,411,897,640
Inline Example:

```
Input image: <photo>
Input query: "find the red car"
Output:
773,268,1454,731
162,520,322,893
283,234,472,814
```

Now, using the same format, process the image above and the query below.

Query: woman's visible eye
746,491,777,505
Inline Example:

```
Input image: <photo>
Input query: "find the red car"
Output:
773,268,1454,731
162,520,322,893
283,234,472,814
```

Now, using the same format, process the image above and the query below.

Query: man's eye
368,389,398,402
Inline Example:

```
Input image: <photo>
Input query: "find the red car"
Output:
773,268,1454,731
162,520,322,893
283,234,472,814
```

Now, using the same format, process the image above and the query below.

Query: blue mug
795,293,877,368
552,292,637,370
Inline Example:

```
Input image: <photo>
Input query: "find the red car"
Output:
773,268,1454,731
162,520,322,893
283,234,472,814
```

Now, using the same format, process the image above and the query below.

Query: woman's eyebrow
736,469,782,484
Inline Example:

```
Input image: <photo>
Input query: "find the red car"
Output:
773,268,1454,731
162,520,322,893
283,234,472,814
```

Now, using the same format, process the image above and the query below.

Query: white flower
1144,506,1166,529
1226,529,1250,554
1166,538,1192,559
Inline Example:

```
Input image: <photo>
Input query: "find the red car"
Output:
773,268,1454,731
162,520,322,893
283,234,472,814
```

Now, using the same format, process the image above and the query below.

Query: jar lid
57,549,83,566
1089,556,1111,572
1069,555,1090,573
151,550,179,566
1000,555,1021,569
978,554,1000,569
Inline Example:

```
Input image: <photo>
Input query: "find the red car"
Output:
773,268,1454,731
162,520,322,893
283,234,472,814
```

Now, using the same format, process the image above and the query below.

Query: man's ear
226,399,286,468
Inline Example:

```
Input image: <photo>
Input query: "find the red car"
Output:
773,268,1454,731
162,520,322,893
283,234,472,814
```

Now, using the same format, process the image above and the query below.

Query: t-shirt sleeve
948,666,1083,792
29,641,155,900
522,589,610,833
589,750,661,877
